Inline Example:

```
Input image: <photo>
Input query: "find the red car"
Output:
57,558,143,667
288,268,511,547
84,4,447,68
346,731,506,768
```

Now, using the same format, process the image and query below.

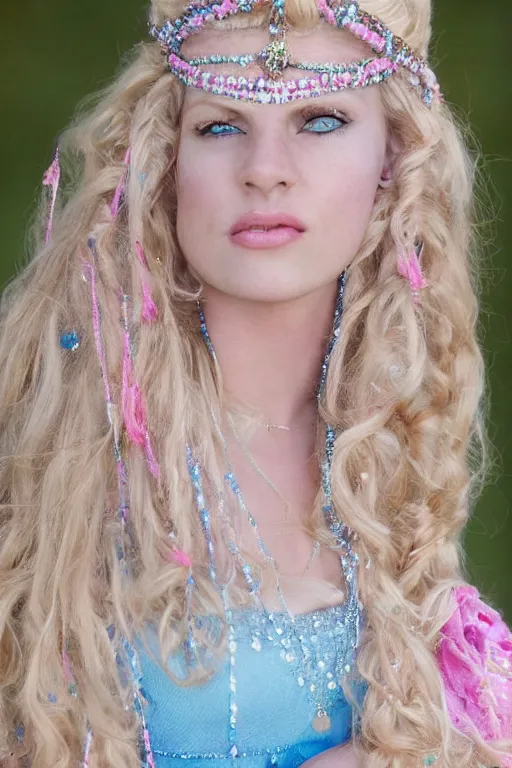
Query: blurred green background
0,2,510,620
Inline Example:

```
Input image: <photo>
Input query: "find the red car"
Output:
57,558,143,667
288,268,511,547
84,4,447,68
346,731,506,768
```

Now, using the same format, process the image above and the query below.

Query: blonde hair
0,0,508,766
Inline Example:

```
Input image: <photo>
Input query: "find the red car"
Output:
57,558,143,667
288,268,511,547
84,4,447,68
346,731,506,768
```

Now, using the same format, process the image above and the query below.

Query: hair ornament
82,727,93,767
397,241,428,303
83,243,131,532
82,249,115,426
60,330,81,350
109,154,159,325
118,638,157,768
42,146,61,244
135,241,159,324
120,294,145,445
149,0,442,106
110,147,131,218
74,244,158,764
120,292,161,479
168,547,193,567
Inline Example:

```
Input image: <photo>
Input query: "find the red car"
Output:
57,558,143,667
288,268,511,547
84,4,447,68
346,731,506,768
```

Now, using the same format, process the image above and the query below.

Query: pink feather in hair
168,548,192,568
42,147,61,243
397,242,428,302
122,321,148,447
135,241,158,323
143,425,161,480
110,148,132,218
120,294,161,479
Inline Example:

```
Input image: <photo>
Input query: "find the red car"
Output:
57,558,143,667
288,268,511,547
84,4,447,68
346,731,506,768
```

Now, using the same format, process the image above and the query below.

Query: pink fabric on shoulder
437,585,512,766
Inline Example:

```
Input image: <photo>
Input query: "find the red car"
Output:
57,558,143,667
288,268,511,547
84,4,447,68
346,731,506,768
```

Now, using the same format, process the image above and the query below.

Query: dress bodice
135,601,367,767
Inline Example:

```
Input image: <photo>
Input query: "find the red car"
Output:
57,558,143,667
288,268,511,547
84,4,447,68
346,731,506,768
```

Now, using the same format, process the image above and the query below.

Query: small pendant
312,710,331,733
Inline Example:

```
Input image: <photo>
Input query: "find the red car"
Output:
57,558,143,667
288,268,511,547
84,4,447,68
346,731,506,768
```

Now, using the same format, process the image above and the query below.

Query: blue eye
303,115,345,133
205,123,240,136
197,112,347,137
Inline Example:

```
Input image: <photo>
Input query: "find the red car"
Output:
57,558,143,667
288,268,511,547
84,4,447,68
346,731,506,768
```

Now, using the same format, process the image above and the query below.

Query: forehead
181,25,383,112
182,23,372,72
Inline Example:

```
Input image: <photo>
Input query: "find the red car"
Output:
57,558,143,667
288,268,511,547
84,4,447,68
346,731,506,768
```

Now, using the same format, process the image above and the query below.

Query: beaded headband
149,0,442,106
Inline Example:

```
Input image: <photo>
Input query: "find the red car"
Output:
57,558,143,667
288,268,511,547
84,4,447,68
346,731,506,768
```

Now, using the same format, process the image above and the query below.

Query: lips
230,212,306,236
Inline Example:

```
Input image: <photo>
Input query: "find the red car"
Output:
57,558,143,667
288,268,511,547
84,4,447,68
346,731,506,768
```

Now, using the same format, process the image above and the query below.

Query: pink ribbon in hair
42,147,61,243
121,294,161,479
121,335,147,447
168,548,192,568
397,242,428,302
135,241,158,323
143,425,161,480
110,148,132,218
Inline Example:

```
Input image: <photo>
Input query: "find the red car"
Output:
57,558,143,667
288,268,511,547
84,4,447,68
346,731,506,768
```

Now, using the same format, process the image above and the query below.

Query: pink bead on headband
149,0,442,106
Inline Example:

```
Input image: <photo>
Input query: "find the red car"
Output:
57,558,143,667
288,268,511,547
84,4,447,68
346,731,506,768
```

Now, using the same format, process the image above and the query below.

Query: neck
200,280,340,428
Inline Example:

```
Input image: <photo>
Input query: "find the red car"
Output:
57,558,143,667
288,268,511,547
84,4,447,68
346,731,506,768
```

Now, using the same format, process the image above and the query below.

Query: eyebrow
183,90,363,118
184,96,248,118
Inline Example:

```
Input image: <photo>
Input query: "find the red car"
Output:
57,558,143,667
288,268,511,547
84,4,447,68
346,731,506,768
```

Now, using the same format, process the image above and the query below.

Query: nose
238,125,300,197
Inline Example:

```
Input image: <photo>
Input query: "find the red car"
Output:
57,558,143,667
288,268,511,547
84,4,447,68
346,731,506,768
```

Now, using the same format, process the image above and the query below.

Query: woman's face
176,24,391,302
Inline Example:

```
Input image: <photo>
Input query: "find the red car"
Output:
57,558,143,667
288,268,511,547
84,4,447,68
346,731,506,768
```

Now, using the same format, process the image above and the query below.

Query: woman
0,0,510,766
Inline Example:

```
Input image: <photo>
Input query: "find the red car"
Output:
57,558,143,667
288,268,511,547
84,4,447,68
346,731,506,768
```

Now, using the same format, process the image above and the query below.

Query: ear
379,134,401,189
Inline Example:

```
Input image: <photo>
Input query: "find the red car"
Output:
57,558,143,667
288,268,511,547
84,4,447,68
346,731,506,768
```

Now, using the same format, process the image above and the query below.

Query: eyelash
195,108,349,137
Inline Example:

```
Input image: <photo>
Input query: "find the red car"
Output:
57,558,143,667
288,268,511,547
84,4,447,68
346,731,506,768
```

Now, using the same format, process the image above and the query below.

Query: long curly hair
0,0,508,766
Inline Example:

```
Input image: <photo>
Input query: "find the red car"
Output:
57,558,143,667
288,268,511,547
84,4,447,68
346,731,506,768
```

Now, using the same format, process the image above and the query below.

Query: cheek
177,146,217,212
176,144,224,254
318,137,383,242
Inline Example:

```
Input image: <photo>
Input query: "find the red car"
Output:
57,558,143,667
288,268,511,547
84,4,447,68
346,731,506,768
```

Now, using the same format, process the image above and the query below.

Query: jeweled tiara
149,0,442,106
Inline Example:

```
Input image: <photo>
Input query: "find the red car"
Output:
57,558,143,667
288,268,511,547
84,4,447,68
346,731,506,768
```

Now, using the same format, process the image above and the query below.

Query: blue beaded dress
135,599,366,768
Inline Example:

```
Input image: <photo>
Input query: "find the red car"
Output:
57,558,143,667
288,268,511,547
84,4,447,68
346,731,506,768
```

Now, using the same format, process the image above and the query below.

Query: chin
205,271,337,304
